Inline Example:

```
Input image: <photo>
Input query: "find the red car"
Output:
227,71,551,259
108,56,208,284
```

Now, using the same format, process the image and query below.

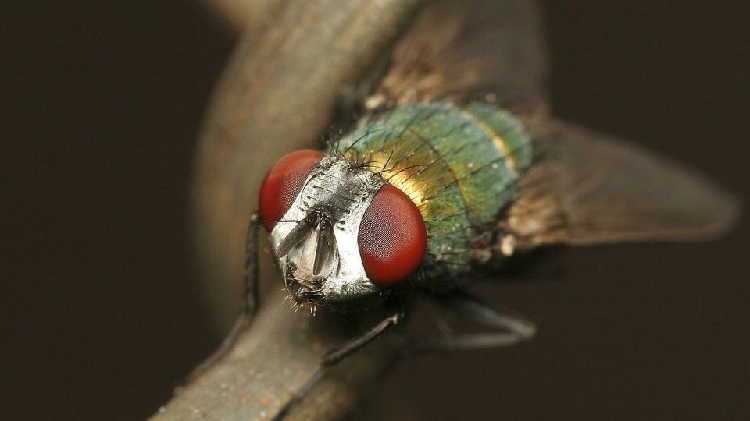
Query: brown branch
152,291,406,420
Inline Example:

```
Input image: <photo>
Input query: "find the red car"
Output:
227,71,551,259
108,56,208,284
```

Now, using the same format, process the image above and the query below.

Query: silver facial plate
269,155,384,303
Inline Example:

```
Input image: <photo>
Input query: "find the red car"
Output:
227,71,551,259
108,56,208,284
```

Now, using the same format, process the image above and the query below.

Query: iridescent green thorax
330,102,531,278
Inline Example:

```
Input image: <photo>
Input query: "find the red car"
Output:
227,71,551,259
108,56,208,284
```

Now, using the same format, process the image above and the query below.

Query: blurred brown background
2,1,748,420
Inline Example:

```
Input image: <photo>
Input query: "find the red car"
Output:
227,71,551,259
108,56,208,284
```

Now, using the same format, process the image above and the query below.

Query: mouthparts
284,262,323,305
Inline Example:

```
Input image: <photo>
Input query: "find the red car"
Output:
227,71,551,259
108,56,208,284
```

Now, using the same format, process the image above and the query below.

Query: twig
152,291,406,420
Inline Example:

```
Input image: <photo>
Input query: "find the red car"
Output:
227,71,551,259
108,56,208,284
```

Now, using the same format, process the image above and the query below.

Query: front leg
243,211,262,316
274,311,405,420
212,211,264,356
188,212,262,379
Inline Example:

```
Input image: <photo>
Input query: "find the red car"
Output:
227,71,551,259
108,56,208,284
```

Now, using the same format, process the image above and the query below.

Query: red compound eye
259,149,324,231
358,184,427,286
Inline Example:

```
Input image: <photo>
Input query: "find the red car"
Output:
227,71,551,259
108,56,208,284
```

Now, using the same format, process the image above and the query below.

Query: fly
236,1,739,418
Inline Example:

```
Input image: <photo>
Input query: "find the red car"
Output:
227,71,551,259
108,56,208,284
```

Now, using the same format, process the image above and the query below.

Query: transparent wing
506,120,741,248
370,0,547,111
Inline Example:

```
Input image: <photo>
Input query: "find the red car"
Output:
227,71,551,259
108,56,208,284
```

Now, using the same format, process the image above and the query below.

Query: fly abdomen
332,102,531,277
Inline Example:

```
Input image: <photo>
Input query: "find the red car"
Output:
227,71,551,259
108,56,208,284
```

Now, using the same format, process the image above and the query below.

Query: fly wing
370,0,548,112
506,120,740,248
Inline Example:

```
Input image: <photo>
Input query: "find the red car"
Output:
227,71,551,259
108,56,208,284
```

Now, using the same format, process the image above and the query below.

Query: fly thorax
270,156,385,305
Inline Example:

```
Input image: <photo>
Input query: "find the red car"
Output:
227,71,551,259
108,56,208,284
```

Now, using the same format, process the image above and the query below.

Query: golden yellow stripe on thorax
459,110,519,175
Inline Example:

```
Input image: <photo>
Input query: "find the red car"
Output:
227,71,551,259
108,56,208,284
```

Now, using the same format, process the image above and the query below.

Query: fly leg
407,290,536,354
321,311,404,365
188,212,262,379
273,311,404,420
243,211,262,316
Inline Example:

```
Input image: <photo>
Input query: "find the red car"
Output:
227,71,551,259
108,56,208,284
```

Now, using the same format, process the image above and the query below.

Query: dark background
2,1,748,420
